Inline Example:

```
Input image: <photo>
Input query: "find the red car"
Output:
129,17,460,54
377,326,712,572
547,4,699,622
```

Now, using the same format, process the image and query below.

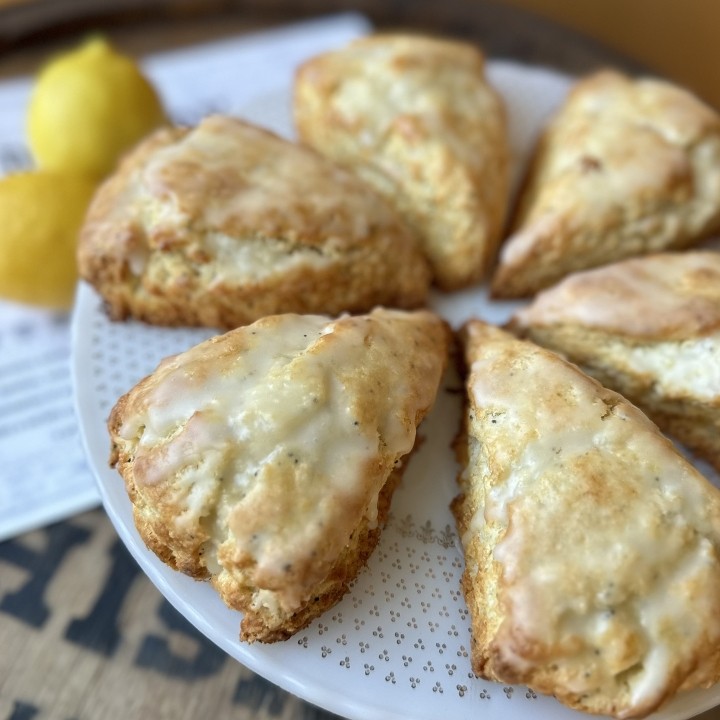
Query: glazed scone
510,251,720,471
109,308,450,642
294,34,510,290
492,70,720,297
78,115,430,329
454,321,720,718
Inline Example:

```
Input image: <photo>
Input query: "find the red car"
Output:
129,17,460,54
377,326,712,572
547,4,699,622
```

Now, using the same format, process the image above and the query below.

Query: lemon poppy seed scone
78,115,430,329
109,308,450,642
492,70,720,298
509,251,720,473
294,34,510,290
454,321,720,718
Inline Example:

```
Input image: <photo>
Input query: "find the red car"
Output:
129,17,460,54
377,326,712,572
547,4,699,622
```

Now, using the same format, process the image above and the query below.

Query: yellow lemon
27,37,167,178
0,171,96,310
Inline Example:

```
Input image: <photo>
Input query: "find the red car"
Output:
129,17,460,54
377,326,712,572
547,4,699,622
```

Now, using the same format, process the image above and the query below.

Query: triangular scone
492,70,720,298
455,320,720,718
510,251,720,472
294,34,510,290
109,308,450,642
78,115,430,329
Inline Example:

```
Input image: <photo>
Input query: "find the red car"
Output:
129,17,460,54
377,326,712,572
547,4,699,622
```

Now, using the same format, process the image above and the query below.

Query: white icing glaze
514,251,720,340
140,116,377,243
461,323,720,714
118,309,446,614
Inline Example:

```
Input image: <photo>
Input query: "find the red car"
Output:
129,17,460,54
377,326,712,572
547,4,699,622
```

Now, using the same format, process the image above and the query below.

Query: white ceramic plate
71,61,720,720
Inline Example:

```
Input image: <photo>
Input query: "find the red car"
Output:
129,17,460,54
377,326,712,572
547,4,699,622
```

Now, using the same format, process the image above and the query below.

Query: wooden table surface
0,2,718,719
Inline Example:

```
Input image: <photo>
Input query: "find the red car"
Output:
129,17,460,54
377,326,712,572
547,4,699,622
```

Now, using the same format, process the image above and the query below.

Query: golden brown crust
294,33,510,290
509,252,720,472
455,320,720,718
79,115,430,329
511,251,720,341
109,308,450,642
236,459,403,642
492,70,720,298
